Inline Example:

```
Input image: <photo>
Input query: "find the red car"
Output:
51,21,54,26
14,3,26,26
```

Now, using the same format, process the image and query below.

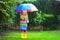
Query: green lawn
0,31,60,40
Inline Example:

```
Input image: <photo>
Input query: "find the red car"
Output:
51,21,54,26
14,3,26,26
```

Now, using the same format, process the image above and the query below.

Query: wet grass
0,31,60,40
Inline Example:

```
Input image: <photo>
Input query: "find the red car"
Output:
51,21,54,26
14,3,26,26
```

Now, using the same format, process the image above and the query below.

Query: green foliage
5,2,16,25
17,0,23,4
0,2,10,25
33,11,53,24
34,11,45,24
43,14,53,17
23,0,36,2
58,15,60,20
0,0,17,25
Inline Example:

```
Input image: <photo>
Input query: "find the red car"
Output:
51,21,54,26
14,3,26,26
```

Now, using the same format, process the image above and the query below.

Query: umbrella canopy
15,3,38,12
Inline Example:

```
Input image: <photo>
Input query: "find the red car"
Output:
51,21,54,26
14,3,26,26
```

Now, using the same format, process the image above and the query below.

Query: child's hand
20,15,25,20
26,20,29,23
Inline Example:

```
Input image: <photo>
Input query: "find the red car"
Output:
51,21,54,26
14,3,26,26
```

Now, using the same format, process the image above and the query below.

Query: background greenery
0,0,60,30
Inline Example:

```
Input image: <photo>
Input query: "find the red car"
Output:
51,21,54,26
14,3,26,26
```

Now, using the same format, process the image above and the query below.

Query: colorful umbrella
15,3,38,12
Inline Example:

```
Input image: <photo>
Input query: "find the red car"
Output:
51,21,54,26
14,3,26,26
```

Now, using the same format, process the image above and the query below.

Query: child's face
22,10,27,16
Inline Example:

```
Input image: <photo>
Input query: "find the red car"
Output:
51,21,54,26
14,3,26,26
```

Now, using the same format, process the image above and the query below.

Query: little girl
20,10,29,32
